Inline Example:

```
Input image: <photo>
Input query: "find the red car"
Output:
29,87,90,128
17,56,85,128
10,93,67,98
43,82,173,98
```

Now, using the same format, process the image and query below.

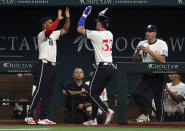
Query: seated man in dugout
62,67,89,124
152,74,185,121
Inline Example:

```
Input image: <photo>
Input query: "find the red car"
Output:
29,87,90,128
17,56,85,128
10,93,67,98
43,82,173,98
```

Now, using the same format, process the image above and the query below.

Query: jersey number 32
102,40,113,52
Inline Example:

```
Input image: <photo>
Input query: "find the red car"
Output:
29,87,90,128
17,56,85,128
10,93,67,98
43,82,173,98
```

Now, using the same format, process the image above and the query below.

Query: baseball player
163,74,185,121
132,25,168,122
24,8,70,125
77,6,114,125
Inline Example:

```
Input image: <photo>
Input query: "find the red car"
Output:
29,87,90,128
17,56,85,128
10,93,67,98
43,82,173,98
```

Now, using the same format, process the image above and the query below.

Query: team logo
162,50,168,56
180,92,185,98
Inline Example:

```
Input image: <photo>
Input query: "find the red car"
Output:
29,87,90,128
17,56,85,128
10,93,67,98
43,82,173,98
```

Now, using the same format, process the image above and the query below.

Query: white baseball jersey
37,30,61,63
163,82,185,113
85,81,108,115
135,39,168,62
86,30,113,63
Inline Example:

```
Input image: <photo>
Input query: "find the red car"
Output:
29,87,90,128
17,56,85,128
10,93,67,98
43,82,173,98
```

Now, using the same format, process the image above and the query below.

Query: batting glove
78,6,92,26
82,6,92,17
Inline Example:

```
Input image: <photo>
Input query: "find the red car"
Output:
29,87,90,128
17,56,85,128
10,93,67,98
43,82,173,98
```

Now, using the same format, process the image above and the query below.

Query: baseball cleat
83,118,97,126
135,114,150,122
24,117,36,125
105,109,114,125
37,119,56,125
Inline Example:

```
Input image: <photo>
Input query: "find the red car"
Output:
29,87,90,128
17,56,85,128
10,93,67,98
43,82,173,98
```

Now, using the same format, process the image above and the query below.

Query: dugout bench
0,61,34,119
116,62,185,124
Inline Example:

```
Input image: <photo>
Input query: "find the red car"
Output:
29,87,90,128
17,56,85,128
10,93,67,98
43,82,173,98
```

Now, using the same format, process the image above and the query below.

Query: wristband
78,16,86,26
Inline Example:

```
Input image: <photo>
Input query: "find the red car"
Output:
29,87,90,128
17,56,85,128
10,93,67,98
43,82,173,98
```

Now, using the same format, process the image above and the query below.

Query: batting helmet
95,15,110,28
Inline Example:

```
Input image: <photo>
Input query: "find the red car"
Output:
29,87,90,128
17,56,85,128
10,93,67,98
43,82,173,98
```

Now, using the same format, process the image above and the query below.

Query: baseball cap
145,25,157,32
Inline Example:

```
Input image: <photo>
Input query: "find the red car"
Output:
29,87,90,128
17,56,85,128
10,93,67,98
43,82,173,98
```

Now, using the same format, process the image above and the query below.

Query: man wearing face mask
132,25,168,122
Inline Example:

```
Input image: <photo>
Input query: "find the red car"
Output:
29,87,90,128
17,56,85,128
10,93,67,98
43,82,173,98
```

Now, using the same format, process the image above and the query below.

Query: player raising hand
77,6,114,125
24,8,70,125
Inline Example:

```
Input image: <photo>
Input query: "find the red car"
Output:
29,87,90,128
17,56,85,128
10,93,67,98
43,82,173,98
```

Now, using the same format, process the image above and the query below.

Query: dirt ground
0,120,185,128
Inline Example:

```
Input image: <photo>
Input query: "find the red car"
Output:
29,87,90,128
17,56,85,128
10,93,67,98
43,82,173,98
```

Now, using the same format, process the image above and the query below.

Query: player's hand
65,7,70,18
82,6,92,17
80,90,88,96
165,85,169,91
136,45,143,53
77,104,85,110
58,9,63,20
63,90,68,95
142,46,151,53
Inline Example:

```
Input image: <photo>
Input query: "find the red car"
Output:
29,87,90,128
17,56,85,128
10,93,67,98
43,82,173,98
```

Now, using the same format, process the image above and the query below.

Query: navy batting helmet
95,15,110,28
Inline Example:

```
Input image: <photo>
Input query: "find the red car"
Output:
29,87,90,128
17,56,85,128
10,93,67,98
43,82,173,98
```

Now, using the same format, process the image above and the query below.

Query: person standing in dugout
24,8,70,125
132,25,168,122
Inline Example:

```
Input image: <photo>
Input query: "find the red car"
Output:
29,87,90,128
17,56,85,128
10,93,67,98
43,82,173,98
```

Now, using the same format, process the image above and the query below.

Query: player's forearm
77,12,86,35
169,93,183,103
63,90,81,95
68,90,82,95
166,89,183,103
148,51,165,62
62,18,70,35
45,18,60,37
77,6,91,35
174,95,183,103
133,53,141,61
77,26,86,35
